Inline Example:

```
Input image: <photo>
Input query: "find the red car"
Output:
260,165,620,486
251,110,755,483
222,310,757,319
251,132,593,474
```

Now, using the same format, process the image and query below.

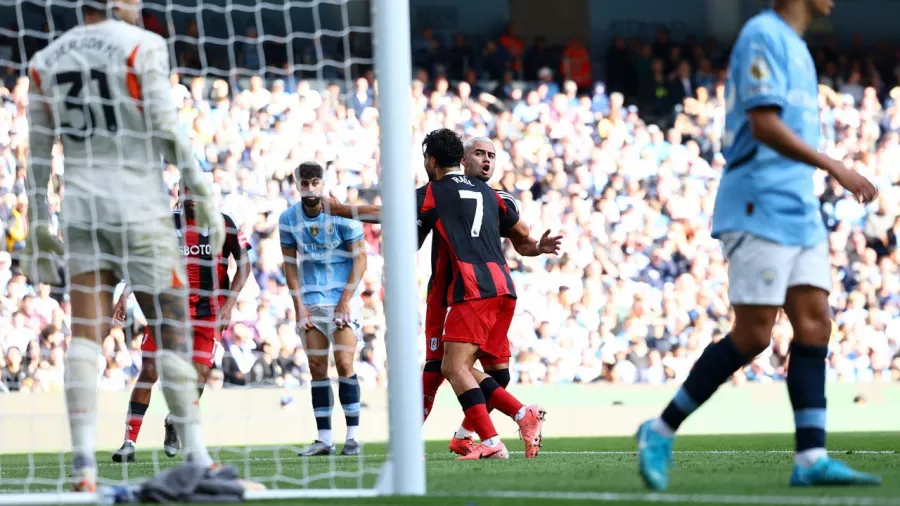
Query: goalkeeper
25,0,224,491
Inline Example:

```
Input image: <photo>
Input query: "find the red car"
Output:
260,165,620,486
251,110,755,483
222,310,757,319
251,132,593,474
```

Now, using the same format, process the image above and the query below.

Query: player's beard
301,196,321,208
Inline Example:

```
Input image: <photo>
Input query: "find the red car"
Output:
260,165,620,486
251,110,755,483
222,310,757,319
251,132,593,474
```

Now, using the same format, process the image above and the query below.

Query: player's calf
442,342,502,452
422,360,444,422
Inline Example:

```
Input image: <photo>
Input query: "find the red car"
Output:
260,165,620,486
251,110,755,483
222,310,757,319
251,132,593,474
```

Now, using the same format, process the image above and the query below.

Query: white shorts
63,216,185,295
301,304,360,356
720,231,830,307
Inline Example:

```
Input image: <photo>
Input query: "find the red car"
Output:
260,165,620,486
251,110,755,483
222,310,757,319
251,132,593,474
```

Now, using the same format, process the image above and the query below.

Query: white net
0,0,419,502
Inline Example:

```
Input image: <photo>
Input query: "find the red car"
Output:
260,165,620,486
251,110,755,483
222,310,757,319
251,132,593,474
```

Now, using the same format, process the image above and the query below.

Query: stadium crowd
1,24,900,394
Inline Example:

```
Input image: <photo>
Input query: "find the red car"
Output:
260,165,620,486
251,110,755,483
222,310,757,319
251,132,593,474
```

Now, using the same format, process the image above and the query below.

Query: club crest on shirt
429,337,439,352
760,269,776,286
309,224,320,237
326,223,335,234
749,55,769,82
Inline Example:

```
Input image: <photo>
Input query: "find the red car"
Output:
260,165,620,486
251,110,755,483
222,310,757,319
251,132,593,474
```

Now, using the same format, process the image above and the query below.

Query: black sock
787,342,828,453
338,375,360,439
661,335,749,431
310,378,333,441
478,376,501,404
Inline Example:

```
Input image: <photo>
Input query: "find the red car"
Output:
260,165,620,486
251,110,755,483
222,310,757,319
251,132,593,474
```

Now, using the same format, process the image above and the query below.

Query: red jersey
417,174,519,304
174,210,251,318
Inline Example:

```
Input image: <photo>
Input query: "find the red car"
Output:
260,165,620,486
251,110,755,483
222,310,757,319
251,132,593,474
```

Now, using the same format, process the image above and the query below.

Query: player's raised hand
829,162,878,204
538,230,563,255
322,193,343,216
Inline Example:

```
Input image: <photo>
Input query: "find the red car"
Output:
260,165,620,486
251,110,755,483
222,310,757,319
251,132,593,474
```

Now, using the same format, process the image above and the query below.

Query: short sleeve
278,210,297,249
223,214,250,259
495,190,519,232
736,28,788,111
339,217,364,245
416,184,437,234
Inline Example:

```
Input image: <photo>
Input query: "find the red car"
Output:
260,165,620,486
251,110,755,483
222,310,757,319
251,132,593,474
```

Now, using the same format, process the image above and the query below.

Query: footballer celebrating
428,136,561,457
112,181,251,462
325,130,547,459
636,0,880,490
280,162,367,457
416,129,544,460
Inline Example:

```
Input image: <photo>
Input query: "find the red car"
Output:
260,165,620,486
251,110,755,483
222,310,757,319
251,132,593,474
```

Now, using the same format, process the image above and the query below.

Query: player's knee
486,368,511,388
334,355,354,377
194,363,212,386
139,360,159,384
307,355,329,378
440,357,467,383
791,316,832,346
732,307,778,356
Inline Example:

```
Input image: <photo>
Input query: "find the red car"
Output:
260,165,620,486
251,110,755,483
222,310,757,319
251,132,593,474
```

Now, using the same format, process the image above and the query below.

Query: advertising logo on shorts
429,337,439,352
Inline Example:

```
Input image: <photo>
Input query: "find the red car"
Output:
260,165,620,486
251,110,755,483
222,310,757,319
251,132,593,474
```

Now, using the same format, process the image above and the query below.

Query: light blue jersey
279,204,364,306
713,10,825,248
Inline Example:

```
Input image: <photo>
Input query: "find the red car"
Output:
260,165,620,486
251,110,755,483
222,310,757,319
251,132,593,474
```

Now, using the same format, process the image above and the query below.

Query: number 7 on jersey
458,190,483,237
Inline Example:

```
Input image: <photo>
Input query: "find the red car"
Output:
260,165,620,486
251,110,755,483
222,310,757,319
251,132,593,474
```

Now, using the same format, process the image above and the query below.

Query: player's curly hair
295,162,324,181
422,129,464,170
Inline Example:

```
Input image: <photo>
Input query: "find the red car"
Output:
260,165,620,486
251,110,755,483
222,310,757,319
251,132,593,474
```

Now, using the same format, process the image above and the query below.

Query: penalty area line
437,490,900,506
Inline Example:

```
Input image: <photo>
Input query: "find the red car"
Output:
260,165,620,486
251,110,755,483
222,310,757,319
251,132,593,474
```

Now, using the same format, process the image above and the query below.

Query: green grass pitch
1,433,898,505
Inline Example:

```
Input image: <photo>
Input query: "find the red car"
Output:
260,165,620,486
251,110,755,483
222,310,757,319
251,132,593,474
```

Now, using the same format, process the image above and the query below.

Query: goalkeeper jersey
27,19,181,225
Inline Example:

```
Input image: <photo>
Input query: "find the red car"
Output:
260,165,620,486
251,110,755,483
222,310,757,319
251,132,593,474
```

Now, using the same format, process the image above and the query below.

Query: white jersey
27,20,182,225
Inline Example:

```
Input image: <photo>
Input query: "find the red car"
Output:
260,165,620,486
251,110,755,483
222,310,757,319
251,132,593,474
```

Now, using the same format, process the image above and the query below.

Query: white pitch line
438,491,900,506
0,450,895,473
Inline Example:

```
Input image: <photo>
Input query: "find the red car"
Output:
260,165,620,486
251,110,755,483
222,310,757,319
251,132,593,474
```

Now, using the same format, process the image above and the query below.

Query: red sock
421,370,444,422
125,401,149,442
488,387,524,419
463,403,498,441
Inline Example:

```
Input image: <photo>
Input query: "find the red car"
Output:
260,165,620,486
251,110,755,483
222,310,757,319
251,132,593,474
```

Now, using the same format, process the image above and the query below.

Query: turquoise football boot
790,456,881,487
636,419,674,491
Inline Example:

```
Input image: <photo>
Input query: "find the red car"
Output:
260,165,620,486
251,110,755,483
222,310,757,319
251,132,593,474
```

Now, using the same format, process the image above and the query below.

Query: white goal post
0,0,423,502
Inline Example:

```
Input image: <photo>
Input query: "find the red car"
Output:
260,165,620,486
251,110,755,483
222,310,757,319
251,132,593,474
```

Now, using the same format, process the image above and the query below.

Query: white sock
346,425,359,442
65,338,101,467
318,429,334,446
455,426,476,439
157,351,212,467
483,436,501,447
795,448,828,467
651,417,676,438
514,406,527,421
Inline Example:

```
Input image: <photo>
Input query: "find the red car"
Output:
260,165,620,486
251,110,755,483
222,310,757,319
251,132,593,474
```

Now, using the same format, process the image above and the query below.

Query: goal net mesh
0,0,412,501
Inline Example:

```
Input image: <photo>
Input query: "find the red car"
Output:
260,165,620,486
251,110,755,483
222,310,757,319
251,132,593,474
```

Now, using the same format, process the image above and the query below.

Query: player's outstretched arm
503,222,562,257
325,194,381,224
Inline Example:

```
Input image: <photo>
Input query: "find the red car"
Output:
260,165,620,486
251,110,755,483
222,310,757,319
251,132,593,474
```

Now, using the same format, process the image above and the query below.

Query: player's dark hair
82,0,109,17
295,162,324,181
422,128,464,170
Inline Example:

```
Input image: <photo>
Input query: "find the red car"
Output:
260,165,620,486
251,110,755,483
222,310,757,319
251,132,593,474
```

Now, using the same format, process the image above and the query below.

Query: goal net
0,0,423,503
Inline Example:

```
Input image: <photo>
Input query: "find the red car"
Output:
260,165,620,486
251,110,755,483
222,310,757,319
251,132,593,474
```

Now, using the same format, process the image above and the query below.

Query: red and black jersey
417,173,518,304
174,210,251,318
425,189,520,309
